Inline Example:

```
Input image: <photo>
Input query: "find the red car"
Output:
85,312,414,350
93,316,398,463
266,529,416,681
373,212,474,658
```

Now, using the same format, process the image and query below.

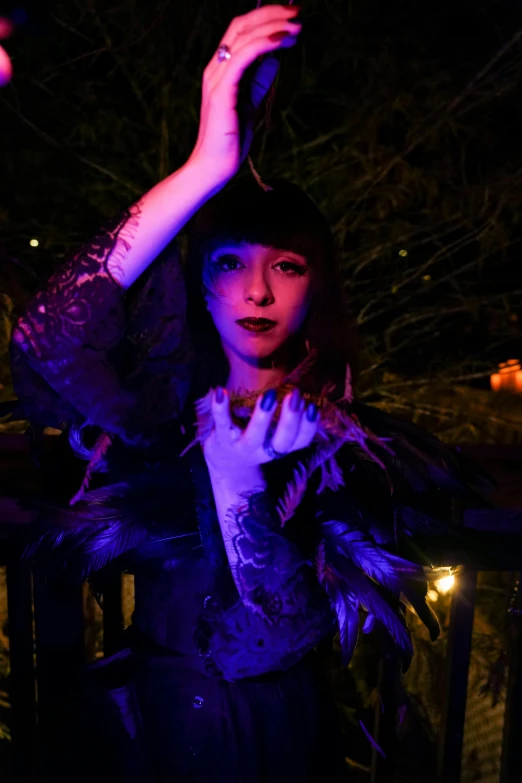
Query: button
203,595,220,611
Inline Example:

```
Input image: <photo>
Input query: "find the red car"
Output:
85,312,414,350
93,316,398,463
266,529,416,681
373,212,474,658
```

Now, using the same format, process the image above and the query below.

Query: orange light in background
490,359,522,394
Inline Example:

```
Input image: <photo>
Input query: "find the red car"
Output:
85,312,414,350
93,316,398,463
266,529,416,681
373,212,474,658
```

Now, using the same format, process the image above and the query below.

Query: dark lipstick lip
236,318,277,333
236,318,277,325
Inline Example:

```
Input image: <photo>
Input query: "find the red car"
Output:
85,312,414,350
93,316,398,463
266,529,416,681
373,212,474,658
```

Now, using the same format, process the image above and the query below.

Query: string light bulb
436,574,455,594
29,239,39,247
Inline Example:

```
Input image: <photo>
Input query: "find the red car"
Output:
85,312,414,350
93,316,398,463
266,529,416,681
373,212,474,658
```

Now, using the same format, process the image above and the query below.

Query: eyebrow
210,246,307,261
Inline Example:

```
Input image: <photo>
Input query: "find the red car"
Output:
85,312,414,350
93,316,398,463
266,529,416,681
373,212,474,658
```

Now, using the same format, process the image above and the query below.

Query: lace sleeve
10,206,194,444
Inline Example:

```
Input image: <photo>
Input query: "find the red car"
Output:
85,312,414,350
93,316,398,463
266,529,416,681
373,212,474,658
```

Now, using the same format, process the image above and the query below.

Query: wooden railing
1,433,522,782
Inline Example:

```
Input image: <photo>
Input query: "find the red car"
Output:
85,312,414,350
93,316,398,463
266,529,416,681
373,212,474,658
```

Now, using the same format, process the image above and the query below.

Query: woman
7,5,476,782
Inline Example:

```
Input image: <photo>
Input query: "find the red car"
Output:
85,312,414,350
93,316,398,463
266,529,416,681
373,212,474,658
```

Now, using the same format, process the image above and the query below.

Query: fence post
437,569,477,783
32,570,86,782
102,572,124,656
6,563,37,782
500,572,522,783
370,653,400,783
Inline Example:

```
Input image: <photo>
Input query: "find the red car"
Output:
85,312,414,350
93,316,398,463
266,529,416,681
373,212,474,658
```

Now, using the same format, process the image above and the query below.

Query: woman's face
204,242,313,363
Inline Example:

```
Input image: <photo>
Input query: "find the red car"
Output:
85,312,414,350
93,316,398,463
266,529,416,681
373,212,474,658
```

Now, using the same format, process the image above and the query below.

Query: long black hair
184,178,358,400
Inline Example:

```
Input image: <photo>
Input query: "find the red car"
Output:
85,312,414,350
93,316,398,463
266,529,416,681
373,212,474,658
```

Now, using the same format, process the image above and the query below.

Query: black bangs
186,178,334,267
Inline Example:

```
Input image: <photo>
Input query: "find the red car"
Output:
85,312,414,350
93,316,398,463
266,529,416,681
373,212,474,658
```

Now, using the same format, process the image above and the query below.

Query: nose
243,268,274,307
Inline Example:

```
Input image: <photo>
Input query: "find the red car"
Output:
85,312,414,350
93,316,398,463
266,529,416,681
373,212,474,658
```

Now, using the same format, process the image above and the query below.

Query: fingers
225,27,299,79
291,401,319,451
244,388,319,456
206,28,299,92
242,389,278,450
271,391,319,455
222,4,299,54
270,389,303,454
205,7,300,84
229,4,299,36
211,386,319,465
211,388,241,443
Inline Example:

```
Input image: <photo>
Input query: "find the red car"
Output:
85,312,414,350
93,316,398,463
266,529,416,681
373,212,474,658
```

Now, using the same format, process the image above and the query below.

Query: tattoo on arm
222,490,330,627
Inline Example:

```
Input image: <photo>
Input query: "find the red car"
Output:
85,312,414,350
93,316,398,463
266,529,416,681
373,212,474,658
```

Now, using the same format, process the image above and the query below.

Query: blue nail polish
306,402,318,422
215,386,225,403
290,388,301,412
261,389,277,411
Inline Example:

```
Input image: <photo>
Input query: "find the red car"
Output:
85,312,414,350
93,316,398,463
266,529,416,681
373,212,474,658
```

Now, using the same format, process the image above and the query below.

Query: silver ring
217,44,232,62
263,441,287,460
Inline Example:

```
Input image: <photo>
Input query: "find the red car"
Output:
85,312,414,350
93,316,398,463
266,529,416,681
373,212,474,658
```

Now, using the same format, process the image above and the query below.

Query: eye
273,260,308,276
211,254,244,272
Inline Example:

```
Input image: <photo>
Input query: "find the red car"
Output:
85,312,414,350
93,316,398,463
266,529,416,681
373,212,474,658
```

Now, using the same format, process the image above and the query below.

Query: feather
277,461,309,525
336,591,360,667
317,455,345,494
315,538,327,582
322,520,452,584
280,349,320,386
316,539,413,669
318,517,452,652
69,433,113,506
16,463,198,581
277,443,346,526
350,401,493,500
359,719,386,758
316,542,360,665
20,498,149,581
316,541,359,664
331,553,412,666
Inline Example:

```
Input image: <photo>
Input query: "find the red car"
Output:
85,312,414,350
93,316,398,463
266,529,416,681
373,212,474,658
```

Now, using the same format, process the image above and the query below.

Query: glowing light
422,274,431,282
398,249,408,257
490,359,522,394
427,589,439,602
29,238,39,247
0,44,13,88
436,575,455,594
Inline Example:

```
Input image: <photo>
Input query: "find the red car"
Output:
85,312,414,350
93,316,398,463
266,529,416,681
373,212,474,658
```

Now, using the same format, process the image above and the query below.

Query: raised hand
188,4,301,187
203,387,319,479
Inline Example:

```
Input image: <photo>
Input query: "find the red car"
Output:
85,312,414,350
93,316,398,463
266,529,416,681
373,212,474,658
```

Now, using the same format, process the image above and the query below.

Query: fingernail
215,386,225,404
306,403,318,422
290,388,301,412
261,389,277,411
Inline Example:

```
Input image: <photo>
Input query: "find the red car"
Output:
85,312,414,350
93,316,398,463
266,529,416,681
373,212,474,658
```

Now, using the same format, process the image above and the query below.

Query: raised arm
107,4,300,289
10,7,302,440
